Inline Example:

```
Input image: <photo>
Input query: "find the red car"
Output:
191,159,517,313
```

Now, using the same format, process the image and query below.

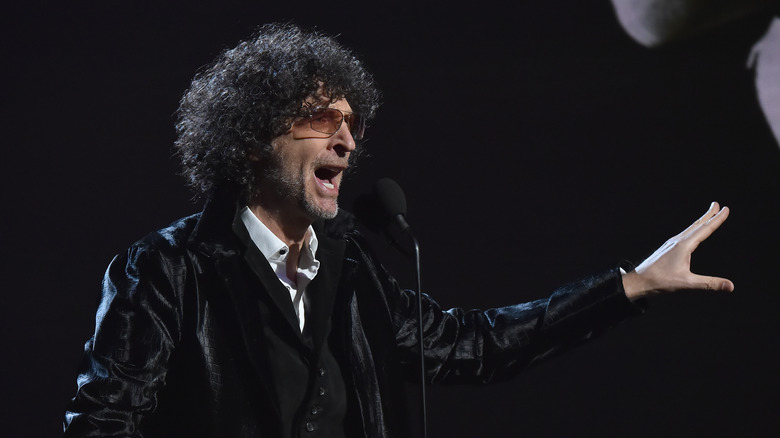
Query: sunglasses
295,107,366,141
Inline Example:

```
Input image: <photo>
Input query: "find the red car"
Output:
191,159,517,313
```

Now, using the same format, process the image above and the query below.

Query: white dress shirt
239,206,320,332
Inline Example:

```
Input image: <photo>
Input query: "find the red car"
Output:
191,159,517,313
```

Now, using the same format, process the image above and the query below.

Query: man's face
259,98,358,222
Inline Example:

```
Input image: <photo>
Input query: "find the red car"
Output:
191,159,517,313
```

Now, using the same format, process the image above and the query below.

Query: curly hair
174,23,381,199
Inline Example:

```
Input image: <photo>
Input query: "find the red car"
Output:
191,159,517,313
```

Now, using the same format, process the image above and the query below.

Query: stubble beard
262,159,340,221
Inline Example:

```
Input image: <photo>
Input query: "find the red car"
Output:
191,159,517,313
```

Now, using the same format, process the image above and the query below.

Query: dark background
3,1,780,436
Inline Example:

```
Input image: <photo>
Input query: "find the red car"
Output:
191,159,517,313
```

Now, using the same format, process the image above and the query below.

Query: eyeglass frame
293,107,366,141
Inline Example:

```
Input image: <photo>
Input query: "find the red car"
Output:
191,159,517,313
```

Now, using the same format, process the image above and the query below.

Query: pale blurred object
611,0,776,46
750,18,780,145
610,0,780,146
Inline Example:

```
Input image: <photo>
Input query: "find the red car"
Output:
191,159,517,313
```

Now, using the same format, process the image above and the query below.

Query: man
63,23,733,437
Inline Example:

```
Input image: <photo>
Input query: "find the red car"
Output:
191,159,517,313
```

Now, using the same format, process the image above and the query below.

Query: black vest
237,219,348,438
254,281,348,438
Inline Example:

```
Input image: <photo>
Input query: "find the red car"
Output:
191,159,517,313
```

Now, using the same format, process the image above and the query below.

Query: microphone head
374,177,407,218
353,177,408,233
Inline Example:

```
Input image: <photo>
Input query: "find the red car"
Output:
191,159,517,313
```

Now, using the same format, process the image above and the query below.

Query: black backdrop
3,1,780,436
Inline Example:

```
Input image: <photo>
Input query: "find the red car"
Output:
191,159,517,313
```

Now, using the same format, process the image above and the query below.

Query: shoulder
110,214,202,281
131,214,201,256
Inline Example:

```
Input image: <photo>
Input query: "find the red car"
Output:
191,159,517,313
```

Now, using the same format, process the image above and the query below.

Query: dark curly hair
174,23,381,199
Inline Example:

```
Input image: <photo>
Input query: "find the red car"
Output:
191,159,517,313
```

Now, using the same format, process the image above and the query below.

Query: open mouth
314,166,342,190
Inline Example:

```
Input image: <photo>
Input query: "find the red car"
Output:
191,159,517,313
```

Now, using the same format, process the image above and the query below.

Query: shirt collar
239,206,319,267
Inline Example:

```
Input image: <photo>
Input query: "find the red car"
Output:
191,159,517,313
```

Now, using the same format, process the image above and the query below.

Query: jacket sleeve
63,241,184,437
345,231,643,385
387,267,644,384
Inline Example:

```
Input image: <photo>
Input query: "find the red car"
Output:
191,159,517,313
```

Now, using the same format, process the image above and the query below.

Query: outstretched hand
622,202,734,301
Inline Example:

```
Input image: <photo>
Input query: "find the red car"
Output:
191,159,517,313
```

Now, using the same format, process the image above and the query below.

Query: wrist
622,270,652,301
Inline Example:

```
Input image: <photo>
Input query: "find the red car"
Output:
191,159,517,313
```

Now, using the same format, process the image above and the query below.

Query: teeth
323,181,334,189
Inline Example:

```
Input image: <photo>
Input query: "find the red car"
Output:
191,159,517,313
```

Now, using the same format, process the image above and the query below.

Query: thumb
688,274,735,292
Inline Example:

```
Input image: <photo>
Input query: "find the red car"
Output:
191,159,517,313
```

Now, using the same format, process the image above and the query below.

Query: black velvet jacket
63,188,642,437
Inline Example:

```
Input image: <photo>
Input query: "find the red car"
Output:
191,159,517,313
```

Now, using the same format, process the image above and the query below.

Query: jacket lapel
188,187,288,421
303,229,346,354
232,215,303,336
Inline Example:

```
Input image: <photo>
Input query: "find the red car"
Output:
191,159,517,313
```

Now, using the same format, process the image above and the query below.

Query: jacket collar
187,184,243,259
188,183,356,257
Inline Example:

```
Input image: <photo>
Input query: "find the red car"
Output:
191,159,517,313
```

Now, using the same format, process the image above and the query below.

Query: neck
248,203,310,245
247,202,312,283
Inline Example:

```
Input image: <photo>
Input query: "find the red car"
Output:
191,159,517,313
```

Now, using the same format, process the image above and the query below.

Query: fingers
702,201,720,219
678,202,719,237
687,205,730,246
676,202,729,251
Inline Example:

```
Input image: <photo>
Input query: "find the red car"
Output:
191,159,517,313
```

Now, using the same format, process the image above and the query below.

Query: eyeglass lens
310,108,365,140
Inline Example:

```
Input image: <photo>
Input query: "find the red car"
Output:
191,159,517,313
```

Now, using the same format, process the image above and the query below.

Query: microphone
353,178,411,256
355,178,427,438
373,177,410,232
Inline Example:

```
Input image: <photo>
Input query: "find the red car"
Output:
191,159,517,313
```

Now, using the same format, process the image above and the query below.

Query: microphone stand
412,232,427,438
394,213,427,438
361,177,427,438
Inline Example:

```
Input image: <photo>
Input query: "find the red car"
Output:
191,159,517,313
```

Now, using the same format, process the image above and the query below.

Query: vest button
311,405,321,415
305,421,317,432
318,367,326,376
318,386,327,396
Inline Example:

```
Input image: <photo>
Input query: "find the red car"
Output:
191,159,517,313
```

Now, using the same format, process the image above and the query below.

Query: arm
345,238,642,385
622,201,734,300
392,269,642,385
375,203,731,385
63,244,182,437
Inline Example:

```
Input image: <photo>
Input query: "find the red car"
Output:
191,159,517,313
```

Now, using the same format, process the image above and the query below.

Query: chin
303,199,339,221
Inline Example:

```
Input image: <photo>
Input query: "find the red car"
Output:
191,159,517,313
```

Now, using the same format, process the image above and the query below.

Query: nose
331,121,357,156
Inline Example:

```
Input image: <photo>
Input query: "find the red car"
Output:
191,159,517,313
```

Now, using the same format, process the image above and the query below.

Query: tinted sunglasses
297,107,366,141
